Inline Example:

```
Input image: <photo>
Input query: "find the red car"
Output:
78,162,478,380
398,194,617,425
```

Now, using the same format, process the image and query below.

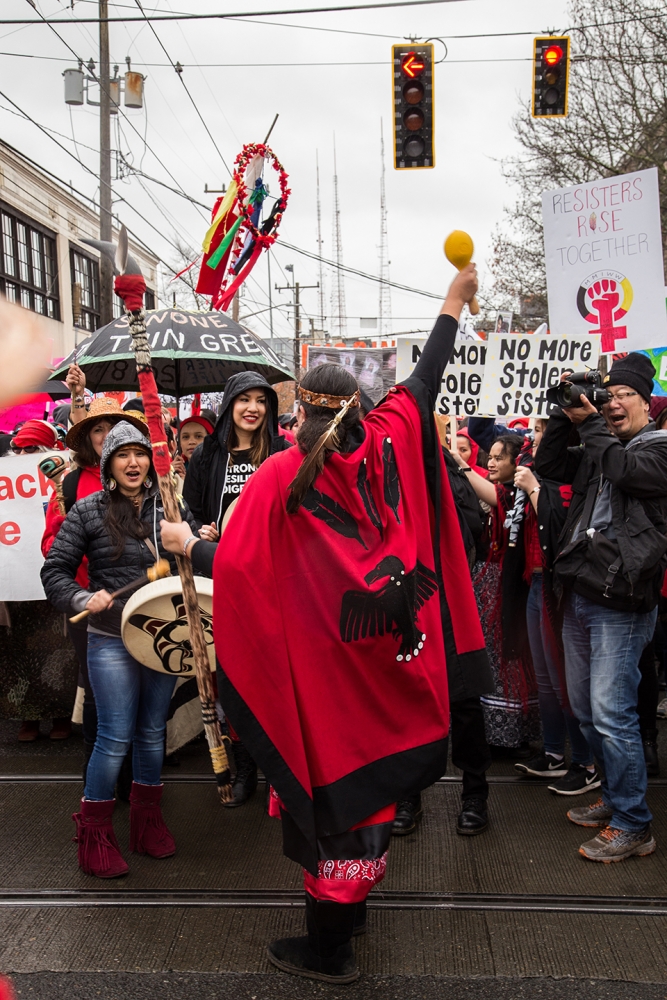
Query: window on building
70,249,100,332
0,207,60,319
112,285,155,318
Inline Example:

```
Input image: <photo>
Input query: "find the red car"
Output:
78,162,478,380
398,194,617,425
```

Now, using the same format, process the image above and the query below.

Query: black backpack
62,468,83,513
441,447,484,562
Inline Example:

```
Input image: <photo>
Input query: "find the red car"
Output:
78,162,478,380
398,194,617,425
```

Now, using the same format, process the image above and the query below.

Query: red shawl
456,428,487,478
213,384,487,872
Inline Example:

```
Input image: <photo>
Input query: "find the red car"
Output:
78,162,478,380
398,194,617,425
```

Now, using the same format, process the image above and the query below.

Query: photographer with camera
535,353,667,863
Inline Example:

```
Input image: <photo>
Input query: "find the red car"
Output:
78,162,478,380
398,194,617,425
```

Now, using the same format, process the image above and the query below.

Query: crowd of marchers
1,263,667,984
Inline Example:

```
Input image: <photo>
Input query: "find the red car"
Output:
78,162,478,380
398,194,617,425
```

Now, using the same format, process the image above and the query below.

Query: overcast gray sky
1,0,569,342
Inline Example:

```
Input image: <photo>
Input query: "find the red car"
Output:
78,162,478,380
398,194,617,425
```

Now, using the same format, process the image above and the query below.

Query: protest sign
478,333,601,418
542,167,667,353
0,452,57,600
395,337,487,416
306,346,396,404
494,311,513,334
640,347,667,396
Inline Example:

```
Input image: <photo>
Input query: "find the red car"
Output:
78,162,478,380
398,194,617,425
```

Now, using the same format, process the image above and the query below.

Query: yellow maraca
444,230,479,315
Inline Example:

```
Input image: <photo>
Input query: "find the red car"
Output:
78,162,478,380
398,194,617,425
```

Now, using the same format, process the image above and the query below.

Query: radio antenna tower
378,119,392,339
316,150,326,336
331,137,347,338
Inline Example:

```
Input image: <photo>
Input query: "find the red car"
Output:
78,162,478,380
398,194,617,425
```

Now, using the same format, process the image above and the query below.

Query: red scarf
213,385,487,870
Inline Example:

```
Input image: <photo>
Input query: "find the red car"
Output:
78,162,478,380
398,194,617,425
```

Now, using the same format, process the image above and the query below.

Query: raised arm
410,265,478,404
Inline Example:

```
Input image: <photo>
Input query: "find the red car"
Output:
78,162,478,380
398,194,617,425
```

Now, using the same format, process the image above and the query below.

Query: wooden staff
38,455,68,516
114,261,232,803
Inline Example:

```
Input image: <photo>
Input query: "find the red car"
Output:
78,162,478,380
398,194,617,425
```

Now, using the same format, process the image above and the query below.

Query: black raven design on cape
302,487,367,548
339,555,438,661
357,458,383,537
382,437,401,523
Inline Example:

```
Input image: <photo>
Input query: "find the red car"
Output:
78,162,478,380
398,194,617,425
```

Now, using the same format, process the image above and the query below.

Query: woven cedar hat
66,396,148,451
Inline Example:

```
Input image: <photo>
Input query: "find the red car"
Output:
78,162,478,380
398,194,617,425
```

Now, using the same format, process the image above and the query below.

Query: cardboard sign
542,167,667,353
478,333,601,418
0,452,57,600
395,337,487,416
306,346,397,404
641,347,667,396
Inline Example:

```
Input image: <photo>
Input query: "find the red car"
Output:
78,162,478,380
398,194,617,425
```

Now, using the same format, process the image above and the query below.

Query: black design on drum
129,596,214,674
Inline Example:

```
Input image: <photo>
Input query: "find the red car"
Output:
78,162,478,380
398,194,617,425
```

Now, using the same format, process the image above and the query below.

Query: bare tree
492,0,667,319
159,236,208,311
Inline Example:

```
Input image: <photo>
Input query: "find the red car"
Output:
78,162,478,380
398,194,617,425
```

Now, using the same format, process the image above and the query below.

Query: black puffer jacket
41,484,199,636
183,371,292,528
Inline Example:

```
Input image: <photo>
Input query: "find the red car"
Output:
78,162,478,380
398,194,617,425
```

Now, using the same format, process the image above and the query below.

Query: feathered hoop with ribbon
195,142,290,311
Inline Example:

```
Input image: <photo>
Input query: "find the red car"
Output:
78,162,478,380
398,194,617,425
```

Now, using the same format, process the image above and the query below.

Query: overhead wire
25,0,210,223
130,0,233,175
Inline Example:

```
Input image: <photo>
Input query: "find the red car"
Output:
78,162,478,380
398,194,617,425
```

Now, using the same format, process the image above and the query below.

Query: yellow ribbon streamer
202,179,238,253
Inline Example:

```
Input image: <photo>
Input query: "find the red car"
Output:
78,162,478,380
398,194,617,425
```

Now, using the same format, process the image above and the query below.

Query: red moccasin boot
129,782,176,858
72,799,129,878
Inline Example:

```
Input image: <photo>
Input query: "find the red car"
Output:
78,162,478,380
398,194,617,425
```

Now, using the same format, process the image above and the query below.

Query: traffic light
532,36,570,117
392,43,434,170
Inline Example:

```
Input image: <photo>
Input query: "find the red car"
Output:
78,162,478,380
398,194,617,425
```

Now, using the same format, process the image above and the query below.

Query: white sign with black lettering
0,452,57,601
478,333,601,419
542,167,667,353
395,337,486,417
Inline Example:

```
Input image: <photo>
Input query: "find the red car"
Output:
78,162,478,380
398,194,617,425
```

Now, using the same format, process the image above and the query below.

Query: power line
278,240,444,300
131,0,232,174
0,50,533,66
25,0,209,223
0,0,482,26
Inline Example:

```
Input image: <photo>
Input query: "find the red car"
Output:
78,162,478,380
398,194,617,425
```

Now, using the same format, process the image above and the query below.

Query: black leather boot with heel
267,891,360,983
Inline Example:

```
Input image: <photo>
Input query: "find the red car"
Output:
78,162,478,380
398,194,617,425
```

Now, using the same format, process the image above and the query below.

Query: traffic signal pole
99,0,113,325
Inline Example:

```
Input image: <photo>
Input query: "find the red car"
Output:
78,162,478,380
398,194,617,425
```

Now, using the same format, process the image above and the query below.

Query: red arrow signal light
401,52,425,78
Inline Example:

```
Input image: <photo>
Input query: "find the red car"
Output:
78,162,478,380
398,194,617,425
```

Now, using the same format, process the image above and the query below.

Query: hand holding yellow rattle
444,230,479,316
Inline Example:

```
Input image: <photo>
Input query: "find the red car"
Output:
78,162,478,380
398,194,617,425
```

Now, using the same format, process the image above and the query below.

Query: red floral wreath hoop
233,142,291,248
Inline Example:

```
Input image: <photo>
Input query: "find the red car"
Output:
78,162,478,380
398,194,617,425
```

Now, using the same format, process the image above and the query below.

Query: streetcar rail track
0,888,666,916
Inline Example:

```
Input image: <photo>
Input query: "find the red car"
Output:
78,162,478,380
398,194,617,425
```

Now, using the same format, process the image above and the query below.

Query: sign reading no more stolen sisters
479,333,601,419
542,167,667,353
395,337,486,416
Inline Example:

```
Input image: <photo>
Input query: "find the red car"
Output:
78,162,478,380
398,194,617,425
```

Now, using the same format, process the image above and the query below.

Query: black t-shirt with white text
220,449,258,518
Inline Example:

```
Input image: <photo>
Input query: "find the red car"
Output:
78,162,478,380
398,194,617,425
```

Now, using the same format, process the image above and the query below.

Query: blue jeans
562,592,657,831
526,574,591,764
85,635,177,802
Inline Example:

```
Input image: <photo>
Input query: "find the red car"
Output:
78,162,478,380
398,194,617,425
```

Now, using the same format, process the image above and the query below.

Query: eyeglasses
11,445,39,454
605,390,639,402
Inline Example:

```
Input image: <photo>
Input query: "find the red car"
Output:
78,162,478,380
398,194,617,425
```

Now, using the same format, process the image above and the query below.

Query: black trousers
451,696,491,801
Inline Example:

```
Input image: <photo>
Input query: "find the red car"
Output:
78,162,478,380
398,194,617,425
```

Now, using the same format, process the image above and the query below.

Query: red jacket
41,465,102,588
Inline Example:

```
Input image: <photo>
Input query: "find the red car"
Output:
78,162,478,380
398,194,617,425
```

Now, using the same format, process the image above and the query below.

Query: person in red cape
163,266,485,983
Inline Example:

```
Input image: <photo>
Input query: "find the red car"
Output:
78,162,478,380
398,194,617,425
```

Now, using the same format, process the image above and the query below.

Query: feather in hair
286,397,354,514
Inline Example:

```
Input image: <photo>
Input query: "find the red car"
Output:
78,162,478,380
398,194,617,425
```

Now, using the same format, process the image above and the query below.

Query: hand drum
444,230,479,315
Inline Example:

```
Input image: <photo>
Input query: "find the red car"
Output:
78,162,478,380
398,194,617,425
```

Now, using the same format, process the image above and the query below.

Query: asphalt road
8,974,667,1000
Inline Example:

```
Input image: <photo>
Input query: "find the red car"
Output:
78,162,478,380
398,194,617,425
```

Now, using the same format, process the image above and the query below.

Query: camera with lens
546,370,610,410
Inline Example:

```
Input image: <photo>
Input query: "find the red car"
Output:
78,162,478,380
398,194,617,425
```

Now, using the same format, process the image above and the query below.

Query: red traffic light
544,44,564,66
401,52,425,78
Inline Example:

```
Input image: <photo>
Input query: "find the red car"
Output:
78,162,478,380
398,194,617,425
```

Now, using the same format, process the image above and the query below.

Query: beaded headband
298,388,361,409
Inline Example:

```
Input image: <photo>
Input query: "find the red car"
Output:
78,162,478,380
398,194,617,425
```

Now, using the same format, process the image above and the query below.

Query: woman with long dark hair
182,372,292,806
451,434,540,753
41,420,199,879
169,266,488,983
41,396,148,770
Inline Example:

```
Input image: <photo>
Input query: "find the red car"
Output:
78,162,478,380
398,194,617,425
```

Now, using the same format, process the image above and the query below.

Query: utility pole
378,119,392,340
276,265,318,379
99,0,113,325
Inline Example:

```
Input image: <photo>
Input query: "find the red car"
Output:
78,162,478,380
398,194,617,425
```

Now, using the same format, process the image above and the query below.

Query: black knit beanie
603,352,655,402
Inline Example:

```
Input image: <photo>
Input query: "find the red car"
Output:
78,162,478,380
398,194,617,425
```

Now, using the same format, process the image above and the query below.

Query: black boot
391,793,422,836
223,741,258,809
643,728,660,777
457,796,488,836
353,899,367,937
267,892,359,983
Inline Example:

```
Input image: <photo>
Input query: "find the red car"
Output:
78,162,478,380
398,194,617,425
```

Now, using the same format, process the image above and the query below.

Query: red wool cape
213,382,487,873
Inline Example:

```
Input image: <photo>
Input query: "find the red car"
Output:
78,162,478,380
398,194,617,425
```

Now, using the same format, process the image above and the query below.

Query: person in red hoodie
41,396,148,768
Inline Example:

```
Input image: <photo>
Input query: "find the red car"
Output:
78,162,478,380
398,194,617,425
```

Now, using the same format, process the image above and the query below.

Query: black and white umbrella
49,309,293,394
